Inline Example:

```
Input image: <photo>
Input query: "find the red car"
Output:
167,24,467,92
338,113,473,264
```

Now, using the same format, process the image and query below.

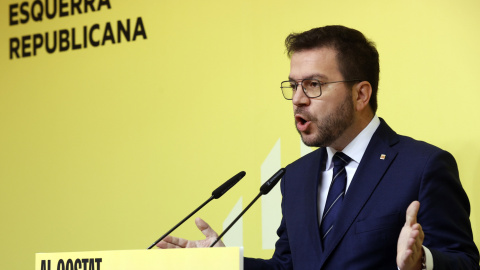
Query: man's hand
397,201,425,270
156,217,226,248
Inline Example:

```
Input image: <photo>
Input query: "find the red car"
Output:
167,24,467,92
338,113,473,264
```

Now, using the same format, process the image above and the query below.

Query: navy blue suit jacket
245,119,479,269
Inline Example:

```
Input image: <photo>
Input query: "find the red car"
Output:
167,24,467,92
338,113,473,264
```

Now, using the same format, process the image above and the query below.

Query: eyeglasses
280,79,362,100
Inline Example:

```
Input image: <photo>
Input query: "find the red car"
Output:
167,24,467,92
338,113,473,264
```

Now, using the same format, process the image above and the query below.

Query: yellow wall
1,0,479,269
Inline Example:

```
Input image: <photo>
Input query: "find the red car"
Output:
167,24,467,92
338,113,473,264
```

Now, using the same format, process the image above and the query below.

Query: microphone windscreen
260,168,285,195
211,171,246,199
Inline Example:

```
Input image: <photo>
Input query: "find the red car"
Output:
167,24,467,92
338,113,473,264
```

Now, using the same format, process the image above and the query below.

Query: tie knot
332,152,351,167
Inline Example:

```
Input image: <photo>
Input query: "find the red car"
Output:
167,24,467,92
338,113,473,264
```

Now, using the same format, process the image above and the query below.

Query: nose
292,85,310,107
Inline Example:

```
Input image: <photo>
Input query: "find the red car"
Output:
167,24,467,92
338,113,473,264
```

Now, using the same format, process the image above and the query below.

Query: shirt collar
325,115,381,169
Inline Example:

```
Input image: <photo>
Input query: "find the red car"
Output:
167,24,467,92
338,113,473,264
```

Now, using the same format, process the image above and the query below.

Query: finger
157,240,183,249
417,223,424,242
407,235,416,249
156,236,181,249
413,224,424,248
408,225,425,260
410,237,419,255
405,201,420,226
161,235,189,248
410,223,424,245
195,217,219,238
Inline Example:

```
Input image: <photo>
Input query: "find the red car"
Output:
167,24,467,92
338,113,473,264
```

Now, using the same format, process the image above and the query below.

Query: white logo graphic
223,139,312,249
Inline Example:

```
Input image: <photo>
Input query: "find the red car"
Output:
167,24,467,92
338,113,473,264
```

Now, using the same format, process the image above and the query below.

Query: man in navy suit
158,25,479,269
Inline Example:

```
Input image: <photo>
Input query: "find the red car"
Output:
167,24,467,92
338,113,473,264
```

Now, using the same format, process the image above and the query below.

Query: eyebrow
288,73,328,81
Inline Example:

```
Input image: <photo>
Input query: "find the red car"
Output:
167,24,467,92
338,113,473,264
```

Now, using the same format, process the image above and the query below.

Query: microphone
209,168,286,247
147,171,246,249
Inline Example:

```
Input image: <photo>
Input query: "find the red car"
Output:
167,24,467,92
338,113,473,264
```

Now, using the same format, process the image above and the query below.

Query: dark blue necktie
320,152,352,245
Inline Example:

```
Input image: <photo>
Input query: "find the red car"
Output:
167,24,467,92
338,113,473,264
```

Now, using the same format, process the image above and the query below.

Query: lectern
35,247,243,270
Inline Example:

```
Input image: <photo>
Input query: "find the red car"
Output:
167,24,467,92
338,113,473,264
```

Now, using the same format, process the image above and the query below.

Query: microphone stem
147,195,215,249
210,193,262,247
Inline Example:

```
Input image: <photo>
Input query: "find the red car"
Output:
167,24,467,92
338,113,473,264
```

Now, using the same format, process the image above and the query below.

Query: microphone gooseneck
209,168,286,247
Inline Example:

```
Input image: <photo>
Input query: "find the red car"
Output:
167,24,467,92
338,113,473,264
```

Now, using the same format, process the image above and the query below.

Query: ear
352,81,372,112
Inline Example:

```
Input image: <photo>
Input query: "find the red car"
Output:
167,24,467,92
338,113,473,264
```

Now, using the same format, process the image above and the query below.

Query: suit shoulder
391,134,458,171
378,119,449,155
378,118,453,158
395,134,450,156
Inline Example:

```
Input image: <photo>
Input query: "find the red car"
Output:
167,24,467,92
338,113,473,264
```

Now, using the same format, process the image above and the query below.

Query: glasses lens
281,81,295,100
303,79,321,98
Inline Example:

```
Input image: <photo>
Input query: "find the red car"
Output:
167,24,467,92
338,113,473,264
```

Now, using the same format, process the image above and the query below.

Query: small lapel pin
380,154,386,160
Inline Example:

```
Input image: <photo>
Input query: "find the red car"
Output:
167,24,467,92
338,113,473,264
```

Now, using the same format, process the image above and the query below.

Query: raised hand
156,218,225,248
397,201,425,270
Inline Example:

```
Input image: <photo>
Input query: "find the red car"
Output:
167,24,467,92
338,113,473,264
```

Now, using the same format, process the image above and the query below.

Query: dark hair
285,25,379,113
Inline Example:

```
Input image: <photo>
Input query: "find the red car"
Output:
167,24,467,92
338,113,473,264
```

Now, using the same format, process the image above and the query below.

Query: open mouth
296,115,307,125
295,115,310,131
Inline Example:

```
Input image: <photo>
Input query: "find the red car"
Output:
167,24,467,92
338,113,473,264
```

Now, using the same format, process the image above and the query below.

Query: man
158,25,480,269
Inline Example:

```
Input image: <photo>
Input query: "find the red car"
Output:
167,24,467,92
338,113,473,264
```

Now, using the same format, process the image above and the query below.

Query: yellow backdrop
1,0,479,269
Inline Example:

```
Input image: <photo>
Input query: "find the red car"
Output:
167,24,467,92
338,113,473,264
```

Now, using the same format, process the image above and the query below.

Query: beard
295,93,355,148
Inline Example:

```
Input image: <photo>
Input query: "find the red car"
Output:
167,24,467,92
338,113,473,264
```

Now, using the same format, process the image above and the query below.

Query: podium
35,247,243,270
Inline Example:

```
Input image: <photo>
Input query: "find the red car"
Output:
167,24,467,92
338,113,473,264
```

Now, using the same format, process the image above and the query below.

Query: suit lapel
319,119,400,267
305,148,327,261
